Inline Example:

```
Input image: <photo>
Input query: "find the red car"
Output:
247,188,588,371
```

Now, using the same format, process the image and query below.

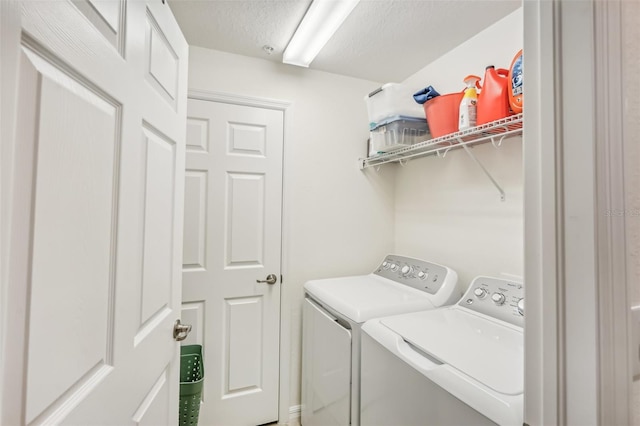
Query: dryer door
302,298,352,426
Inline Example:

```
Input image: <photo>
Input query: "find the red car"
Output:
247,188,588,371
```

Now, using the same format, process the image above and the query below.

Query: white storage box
365,83,425,130
369,116,430,156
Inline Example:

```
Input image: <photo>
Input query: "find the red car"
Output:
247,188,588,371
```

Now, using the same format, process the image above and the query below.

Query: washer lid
380,308,523,395
304,275,435,323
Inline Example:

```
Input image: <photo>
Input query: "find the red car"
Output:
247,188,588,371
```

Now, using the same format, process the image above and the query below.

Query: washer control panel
458,276,524,327
374,255,449,295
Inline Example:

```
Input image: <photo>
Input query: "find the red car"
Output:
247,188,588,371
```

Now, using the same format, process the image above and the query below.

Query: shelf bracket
458,139,506,201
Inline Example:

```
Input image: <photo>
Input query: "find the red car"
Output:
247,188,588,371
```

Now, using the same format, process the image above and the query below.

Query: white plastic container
365,83,425,130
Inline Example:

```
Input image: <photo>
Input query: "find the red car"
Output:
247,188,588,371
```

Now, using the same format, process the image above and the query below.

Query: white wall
187,5,640,423
188,8,524,417
395,9,524,288
187,47,395,414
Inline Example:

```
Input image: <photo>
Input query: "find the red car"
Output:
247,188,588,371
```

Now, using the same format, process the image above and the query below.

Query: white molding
523,0,562,424
278,98,294,426
594,0,631,424
278,405,301,426
289,404,301,418
524,0,612,423
187,89,291,111
559,2,600,424
1,1,26,423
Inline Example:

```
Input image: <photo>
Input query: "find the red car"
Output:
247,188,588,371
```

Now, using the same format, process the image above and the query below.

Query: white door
182,98,284,425
1,0,188,424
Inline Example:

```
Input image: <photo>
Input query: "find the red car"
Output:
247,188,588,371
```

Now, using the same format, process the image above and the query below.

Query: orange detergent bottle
509,50,523,113
477,65,511,125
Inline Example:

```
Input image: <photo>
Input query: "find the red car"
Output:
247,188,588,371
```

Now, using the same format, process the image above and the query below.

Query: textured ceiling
168,0,521,83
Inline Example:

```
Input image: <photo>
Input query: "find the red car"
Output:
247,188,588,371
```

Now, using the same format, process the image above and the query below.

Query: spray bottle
458,75,481,130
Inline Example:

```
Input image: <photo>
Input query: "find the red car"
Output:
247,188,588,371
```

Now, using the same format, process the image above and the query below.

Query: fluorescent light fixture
283,0,361,67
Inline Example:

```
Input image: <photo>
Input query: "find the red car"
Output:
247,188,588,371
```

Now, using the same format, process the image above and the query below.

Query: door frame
1,0,24,422
593,0,632,423
524,0,602,423
522,1,562,422
524,0,632,424
186,89,293,425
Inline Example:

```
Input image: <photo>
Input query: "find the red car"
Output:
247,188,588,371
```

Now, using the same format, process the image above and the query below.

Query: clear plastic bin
369,116,430,156
365,83,425,130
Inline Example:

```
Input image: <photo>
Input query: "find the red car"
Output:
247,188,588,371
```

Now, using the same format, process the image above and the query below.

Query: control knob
390,264,399,272
401,265,413,276
417,271,427,280
517,298,525,316
473,288,487,299
491,292,506,305
382,261,389,269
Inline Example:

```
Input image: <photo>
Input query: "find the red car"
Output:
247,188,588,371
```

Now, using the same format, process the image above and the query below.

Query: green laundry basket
179,344,204,426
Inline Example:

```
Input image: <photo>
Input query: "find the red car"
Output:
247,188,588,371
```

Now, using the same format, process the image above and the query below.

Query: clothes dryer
301,255,462,426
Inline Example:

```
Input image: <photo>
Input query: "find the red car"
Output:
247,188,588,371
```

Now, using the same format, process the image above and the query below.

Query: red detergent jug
477,66,511,125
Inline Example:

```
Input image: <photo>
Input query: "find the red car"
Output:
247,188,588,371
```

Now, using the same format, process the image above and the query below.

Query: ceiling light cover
283,0,361,67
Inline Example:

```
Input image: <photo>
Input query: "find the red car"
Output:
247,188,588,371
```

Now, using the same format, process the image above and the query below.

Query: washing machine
360,276,524,426
301,254,462,426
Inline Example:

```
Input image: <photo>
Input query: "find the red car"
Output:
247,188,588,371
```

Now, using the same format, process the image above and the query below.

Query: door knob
173,319,192,341
256,274,277,285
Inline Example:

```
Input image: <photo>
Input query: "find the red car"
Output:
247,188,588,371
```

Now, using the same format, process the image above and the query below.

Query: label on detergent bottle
459,96,477,130
509,50,523,113
512,55,523,96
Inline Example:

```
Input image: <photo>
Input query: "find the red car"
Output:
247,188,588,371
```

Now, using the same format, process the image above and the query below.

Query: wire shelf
359,113,523,170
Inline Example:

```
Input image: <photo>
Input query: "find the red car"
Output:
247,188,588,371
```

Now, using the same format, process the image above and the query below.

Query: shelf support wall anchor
437,147,451,158
458,139,506,201
491,134,507,148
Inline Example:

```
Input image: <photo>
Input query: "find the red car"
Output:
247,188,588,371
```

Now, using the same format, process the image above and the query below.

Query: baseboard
285,405,301,426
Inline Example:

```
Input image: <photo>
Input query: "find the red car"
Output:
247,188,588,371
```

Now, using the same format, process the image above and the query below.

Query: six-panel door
182,98,284,426
3,0,188,423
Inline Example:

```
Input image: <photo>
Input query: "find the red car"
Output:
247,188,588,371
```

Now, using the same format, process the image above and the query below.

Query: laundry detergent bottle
508,50,523,113
458,75,481,130
477,65,511,125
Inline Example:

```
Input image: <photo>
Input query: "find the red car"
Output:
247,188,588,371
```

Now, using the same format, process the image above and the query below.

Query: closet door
182,97,285,425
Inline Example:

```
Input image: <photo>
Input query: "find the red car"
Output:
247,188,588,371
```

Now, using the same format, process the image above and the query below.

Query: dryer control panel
458,276,524,327
374,255,450,295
